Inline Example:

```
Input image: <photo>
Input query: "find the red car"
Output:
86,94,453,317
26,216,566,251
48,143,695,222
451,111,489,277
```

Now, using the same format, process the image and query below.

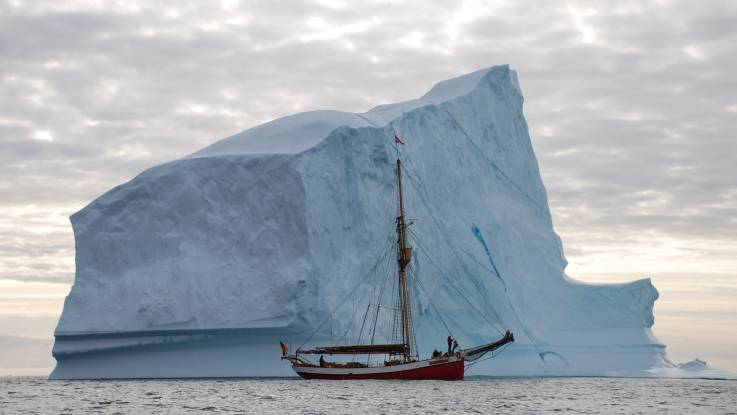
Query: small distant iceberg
648,358,735,380
677,358,709,371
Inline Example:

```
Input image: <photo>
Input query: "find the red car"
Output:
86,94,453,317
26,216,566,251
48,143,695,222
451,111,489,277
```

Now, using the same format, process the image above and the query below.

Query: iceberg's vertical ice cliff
51,65,672,379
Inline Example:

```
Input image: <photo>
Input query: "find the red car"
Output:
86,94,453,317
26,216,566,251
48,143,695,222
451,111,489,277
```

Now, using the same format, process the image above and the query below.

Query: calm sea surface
1,377,735,414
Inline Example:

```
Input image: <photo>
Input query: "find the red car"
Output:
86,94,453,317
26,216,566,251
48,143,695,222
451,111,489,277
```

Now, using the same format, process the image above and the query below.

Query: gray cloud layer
1,0,736,286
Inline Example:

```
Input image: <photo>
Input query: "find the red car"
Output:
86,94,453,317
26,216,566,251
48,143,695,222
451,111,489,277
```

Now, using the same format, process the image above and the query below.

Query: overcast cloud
1,0,736,373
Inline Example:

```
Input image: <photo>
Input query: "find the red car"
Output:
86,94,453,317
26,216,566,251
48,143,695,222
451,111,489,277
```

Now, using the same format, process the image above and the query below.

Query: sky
1,0,736,375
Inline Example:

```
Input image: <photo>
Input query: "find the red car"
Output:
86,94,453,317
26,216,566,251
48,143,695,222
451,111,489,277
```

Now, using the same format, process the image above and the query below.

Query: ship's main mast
284,155,515,381
396,159,413,362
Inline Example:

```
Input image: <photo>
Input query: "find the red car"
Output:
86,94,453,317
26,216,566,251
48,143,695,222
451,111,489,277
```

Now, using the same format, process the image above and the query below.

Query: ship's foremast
396,159,414,362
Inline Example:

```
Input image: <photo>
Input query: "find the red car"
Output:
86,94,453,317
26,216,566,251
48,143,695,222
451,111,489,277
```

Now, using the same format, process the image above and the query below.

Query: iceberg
51,65,674,379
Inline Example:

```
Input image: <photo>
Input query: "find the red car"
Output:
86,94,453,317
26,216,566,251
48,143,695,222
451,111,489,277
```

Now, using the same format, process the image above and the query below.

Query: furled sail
299,343,408,355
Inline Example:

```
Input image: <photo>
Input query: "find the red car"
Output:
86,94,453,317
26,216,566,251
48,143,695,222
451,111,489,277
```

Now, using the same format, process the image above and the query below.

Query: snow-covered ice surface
51,65,725,379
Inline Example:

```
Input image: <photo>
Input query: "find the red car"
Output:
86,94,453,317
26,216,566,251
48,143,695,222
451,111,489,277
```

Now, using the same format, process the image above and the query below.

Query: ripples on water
1,377,735,414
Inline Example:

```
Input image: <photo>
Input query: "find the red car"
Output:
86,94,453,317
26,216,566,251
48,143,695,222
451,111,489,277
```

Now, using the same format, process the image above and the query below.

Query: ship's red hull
293,358,464,380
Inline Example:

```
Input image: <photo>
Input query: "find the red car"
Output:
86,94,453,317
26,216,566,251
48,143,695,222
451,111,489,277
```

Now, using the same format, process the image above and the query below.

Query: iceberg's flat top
189,66,509,158
188,110,373,157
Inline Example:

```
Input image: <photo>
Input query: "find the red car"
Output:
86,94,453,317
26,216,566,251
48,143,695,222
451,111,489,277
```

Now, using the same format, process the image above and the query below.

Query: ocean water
1,377,735,414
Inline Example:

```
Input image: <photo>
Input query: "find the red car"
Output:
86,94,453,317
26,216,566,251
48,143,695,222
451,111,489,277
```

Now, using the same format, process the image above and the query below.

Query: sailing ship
282,147,514,380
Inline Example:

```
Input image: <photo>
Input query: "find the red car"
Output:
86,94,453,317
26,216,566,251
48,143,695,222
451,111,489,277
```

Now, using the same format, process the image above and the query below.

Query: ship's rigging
284,134,514,380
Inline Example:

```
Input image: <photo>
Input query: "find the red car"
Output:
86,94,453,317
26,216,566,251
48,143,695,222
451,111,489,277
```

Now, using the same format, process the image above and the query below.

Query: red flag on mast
394,133,405,145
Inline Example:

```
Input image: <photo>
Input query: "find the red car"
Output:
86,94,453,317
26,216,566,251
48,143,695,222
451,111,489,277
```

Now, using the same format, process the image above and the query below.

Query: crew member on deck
452,339,459,353
319,355,326,367
447,335,454,354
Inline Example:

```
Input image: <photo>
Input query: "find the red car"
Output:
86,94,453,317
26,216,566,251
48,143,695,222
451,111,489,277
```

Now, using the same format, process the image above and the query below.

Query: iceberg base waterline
51,329,670,379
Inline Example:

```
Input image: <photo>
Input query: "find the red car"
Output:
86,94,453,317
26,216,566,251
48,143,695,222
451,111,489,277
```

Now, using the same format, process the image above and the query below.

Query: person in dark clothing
447,335,454,354
279,341,289,357
452,339,459,353
319,355,326,367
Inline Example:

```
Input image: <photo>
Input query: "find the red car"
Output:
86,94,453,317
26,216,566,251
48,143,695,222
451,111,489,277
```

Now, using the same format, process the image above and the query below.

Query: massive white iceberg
51,65,674,379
